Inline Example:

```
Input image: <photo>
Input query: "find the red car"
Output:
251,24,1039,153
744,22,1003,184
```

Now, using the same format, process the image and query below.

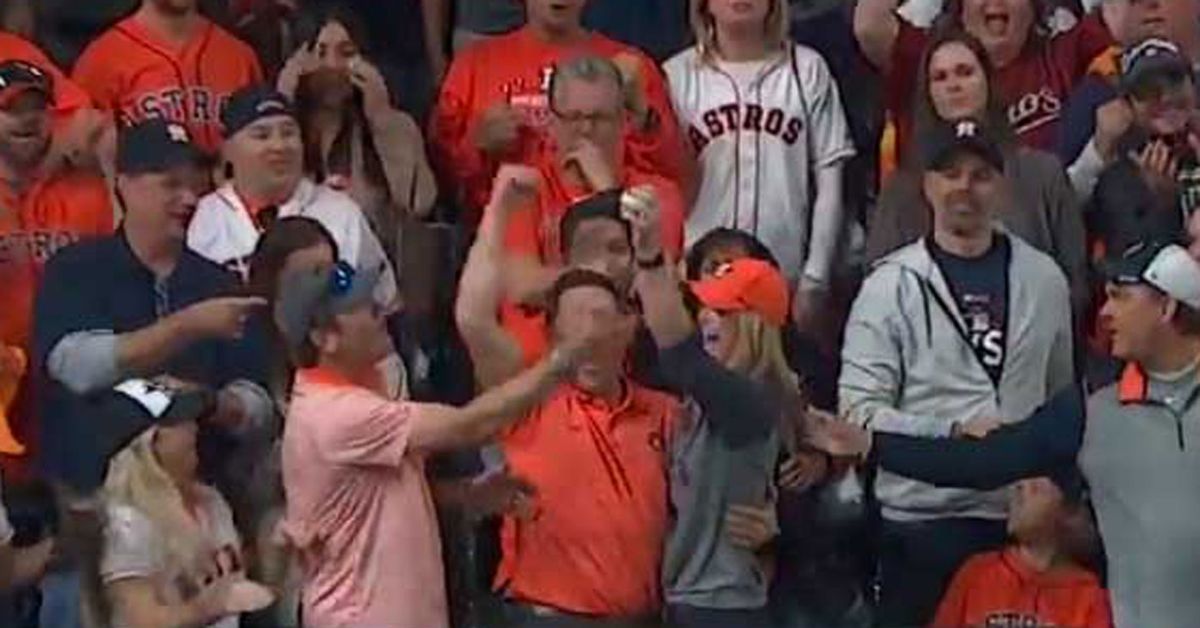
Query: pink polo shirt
281,367,448,628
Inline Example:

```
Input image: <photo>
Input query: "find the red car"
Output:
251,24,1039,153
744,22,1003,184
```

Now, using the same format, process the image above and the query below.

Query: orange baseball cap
689,258,790,326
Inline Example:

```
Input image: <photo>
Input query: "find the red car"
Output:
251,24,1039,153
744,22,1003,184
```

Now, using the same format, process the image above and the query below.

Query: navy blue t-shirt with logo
929,235,1011,386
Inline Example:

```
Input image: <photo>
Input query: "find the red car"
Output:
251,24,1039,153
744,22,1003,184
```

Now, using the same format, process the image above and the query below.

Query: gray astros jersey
664,44,854,283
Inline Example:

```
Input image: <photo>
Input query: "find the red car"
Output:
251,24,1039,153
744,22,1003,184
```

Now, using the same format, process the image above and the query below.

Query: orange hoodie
932,548,1112,628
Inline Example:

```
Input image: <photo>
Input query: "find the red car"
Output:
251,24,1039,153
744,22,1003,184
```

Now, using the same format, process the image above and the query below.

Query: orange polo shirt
496,380,679,616
932,548,1113,628
498,162,685,364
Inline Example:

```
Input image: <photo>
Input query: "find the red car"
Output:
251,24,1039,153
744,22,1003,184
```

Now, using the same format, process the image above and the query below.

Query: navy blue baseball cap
919,117,1005,174
117,119,202,175
221,85,295,138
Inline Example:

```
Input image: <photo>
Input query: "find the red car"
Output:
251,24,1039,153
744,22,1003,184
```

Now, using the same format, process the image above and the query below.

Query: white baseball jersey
664,44,855,283
187,178,399,308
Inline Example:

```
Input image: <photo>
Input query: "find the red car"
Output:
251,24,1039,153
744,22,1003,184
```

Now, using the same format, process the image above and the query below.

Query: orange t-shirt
430,26,689,217
498,162,686,364
0,33,91,117
932,549,1113,628
72,16,263,154
0,169,113,479
496,380,678,616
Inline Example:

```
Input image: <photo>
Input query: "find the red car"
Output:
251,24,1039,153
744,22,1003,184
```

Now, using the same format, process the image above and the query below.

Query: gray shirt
1082,363,1200,628
658,336,781,610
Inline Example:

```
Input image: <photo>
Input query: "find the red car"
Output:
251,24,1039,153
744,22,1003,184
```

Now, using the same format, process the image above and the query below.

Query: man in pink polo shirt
276,261,588,628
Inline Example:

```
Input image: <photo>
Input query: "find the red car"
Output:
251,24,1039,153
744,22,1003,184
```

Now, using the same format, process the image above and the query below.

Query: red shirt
497,380,679,616
0,170,113,480
72,16,263,154
933,549,1113,628
886,16,1111,162
430,26,689,218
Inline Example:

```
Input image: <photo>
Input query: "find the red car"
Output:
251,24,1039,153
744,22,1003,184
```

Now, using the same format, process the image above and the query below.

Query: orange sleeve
624,51,692,194
430,51,499,213
930,556,983,628
1084,587,1115,628
71,39,121,113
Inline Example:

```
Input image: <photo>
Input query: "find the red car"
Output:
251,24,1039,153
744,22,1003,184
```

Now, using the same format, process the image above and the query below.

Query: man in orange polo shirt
431,0,690,219
496,54,685,363
456,166,678,625
0,60,112,480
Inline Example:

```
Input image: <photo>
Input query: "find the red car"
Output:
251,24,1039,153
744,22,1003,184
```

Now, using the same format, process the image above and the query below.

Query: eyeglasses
551,107,622,128
0,61,53,102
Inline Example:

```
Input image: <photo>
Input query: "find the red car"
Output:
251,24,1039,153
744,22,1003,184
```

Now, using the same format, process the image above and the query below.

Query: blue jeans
39,569,82,628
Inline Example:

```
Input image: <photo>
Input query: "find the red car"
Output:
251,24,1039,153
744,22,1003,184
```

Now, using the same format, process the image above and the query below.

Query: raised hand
474,103,523,156
277,41,319,99
621,184,663,262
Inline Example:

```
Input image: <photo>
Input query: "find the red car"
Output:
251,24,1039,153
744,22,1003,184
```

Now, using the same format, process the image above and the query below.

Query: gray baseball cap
276,261,381,350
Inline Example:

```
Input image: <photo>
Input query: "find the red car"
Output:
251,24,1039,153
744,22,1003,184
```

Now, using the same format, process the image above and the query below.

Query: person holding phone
276,4,437,267
1089,38,1200,257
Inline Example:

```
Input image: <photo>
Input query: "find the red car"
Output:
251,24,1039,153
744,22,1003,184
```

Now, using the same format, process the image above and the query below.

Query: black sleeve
869,387,1086,490
658,334,777,448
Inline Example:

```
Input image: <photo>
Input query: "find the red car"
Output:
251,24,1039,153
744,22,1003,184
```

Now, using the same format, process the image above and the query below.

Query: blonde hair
723,312,808,448
691,0,791,63
724,313,797,388
103,427,209,578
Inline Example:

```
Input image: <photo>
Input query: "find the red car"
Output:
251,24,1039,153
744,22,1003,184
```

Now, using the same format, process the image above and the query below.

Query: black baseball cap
0,59,53,109
116,119,202,175
276,261,381,350
222,84,295,138
1120,38,1192,96
559,189,631,256
94,379,216,475
918,117,1005,174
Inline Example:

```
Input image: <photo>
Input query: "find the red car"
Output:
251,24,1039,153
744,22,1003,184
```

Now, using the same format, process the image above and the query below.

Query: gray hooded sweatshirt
840,234,1074,522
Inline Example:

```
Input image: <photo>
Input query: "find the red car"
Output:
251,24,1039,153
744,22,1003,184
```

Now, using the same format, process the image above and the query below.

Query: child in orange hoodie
931,467,1112,628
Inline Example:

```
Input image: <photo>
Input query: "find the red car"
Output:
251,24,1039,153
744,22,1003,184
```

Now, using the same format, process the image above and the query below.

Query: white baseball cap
1106,241,1200,309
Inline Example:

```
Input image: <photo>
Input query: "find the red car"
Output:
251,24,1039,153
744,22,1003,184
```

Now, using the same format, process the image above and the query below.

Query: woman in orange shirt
932,467,1112,628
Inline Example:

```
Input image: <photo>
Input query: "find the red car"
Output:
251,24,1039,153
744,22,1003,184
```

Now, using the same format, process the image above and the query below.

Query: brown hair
690,0,790,63
911,27,1015,164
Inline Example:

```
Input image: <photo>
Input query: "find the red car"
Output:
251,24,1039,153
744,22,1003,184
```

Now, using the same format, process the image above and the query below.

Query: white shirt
101,487,243,628
188,179,399,308
665,45,855,283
